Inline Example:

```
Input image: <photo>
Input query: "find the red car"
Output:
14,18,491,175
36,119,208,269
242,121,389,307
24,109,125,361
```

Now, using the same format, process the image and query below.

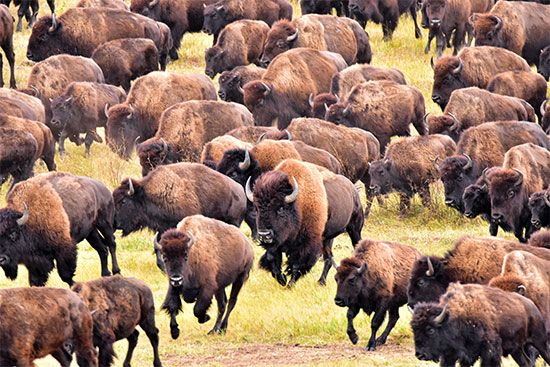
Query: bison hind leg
219,271,248,333
139,308,162,367
318,238,335,286
209,289,227,335
122,329,139,367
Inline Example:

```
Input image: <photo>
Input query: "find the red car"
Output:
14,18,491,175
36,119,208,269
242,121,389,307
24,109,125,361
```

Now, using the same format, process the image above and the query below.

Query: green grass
1,0,546,366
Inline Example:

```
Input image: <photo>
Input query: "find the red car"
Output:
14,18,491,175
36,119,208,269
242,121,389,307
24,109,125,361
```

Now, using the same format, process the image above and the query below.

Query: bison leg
46,0,54,13
418,184,432,208
366,304,388,351
219,271,248,333
27,257,54,286
51,347,73,367
318,238,335,286
15,3,26,32
2,39,16,89
193,290,213,324
514,227,527,244
398,192,412,216
139,307,162,367
98,341,116,367
361,175,373,218
161,284,182,339
29,0,38,26
375,305,399,347
86,229,111,277
208,289,227,335
96,220,120,275
84,132,96,157
346,205,364,247
452,24,466,56
58,130,68,159
244,204,257,240
56,249,77,286
489,221,499,237
511,349,535,367
259,248,286,286
435,33,446,59
122,329,139,367
410,4,422,39
346,306,360,345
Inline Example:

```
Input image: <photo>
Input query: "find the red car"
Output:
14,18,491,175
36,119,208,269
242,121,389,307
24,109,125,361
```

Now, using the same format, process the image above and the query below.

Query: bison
529,229,550,248
106,71,216,159
542,100,550,133
334,239,420,351
0,172,120,286
205,20,269,78
529,188,550,231
330,64,406,99
0,4,15,89
0,128,38,191
72,275,162,367
160,215,253,337
0,87,45,123
217,64,265,104
200,135,252,167
540,45,550,81
431,46,530,109
300,0,349,16
76,0,128,9
462,176,498,235
226,125,278,144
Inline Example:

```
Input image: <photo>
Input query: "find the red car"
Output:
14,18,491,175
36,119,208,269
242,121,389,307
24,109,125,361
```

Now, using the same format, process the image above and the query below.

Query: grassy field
1,0,546,366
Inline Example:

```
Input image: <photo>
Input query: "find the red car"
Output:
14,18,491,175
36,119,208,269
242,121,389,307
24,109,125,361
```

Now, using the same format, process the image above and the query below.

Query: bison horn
517,284,526,295
127,104,135,119
491,15,503,31
284,129,292,141
308,93,315,108
48,13,58,33
239,149,251,171
447,112,460,131
430,56,435,70
16,203,29,226
286,31,298,42
462,154,473,170
426,257,435,277
356,263,367,275
127,178,135,196
160,138,168,153
238,84,245,95
64,96,73,104
284,176,299,204
452,58,463,74
104,104,110,118
540,100,547,117
260,82,271,96
433,156,440,171
481,167,492,184
423,112,430,125
544,192,550,207
343,104,351,116
186,233,195,249
512,168,523,187
434,305,448,325
153,234,162,251
257,133,266,143
148,0,159,6
30,86,40,97
245,177,254,202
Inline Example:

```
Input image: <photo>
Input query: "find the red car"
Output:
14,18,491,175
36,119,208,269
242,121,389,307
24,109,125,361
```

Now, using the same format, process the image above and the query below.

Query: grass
0,0,547,366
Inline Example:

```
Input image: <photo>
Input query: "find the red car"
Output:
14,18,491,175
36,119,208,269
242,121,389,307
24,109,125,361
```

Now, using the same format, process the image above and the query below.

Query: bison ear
71,283,83,293
357,263,368,275
517,285,526,296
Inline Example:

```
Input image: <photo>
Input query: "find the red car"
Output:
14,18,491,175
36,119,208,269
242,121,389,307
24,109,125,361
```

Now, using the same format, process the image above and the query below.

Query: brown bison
407,236,550,309
112,163,246,271
484,143,550,242
0,4,15,88
106,71,216,159
217,64,265,104
137,100,253,175
72,275,162,367
529,229,550,248
471,1,550,66
427,87,536,141
77,0,127,8
92,38,160,90
540,45,550,81
160,215,254,337
259,14,371,66
202,0,292,40
335,239,420,351
487,71,547,123
226,125,278,144
462,175,498,235
431,46,530,109
369,134,456,214
243,48,345,129
542,100,550,134
529,188,550,231
205,20,269,78
0,287,97,366
412,283,550,366
300,0,349,16
325,80,427,153
200,135,252,167
0,87,45,123
50,82,126,157
0,172,120,286
0,128,38,191
330,64,406,99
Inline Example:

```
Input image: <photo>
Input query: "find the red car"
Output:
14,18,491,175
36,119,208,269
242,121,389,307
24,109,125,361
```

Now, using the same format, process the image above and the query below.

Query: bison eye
427,327,435,335
457,174,463,181
508,190,515,199
277,207,285,216
39,34,48,42
348,277,355,284
418,279,426,287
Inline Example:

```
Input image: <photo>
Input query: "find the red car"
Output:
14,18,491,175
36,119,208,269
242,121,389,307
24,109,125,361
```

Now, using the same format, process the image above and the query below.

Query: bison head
204,46,226,79
438,155,477,212
488,274,527,297
218,70,242,103
300,0,332,14
349,0,382,25
137,139,179,176
217,149,259,187
0,206,30,280
411,303,449,363
422,0,448,30
247,170,300,246
158,229,197,291
334,258,369,308
106,104,140,159
539,46,550,81
50,94,76,131
471,14,505,48
528,190,550,230
243,81,278,127
426,113,460,141
112,178,149,236
27,14,67,62
260,21,298,66
486,168,526,233
368,159,395,196
407,256,450,309
325,102,354,126
202,4,229,36
431,56,466,109
311,93,338,119
130,0,161,20
462,182,490,219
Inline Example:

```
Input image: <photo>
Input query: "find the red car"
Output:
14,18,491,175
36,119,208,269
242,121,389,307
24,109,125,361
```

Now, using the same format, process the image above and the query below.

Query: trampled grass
0,0,546,366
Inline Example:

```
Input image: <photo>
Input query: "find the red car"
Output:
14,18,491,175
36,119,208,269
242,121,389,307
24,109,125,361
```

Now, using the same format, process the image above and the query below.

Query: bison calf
217,64,265,104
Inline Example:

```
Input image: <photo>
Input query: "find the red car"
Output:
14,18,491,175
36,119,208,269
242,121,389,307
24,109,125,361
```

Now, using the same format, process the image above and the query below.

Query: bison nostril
431,95,440,102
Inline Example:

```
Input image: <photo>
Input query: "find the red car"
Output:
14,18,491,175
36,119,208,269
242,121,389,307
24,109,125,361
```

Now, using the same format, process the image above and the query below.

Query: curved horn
257,133,266,143
239,149,251,171
237,84,245,95
245,177,254,202
462,154,473,170
127,178,135,196
153,234,161,251
517,284,526,295
540,100,547,117
149,0,159,6
544,191,550,207
452,58,463,74
491,15,503,31
104,104,110,118
186,233,195,249
160,138,168,153
127,104,135,119
426,257,434,277
30,86,40,97
512,168,523,186
434,305,448,325
16,203,29,226
286,31,298,42
423,112,430,125
481,167,490,183
430,56,435,70
433,156,440,171
48,13,58,33
260,82,271,96
284,129,292,141
64,96,73,104
447,112,460,131
284,176,299,204
308,93,315,108
343,104,351,116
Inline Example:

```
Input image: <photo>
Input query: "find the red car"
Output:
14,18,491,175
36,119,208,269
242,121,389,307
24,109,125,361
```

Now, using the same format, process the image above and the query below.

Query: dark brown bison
0,287,97,366
106,72,216,159
462,176,498,235
0,172,120,286
137,100,253,175
0,88,45,123
200,135,252,167
300,0,349,16
217,64,265,104
310,93,339,119
407,236,550,309
431,46,530,109
471,1,550,66
243,48,345,129
369,134,456,214
335,239,420,351
112,163,246,271
202,0,292,40
529,188,550,231
50,82,126,157
529,229,550,248
412,283,550,366
325,80,427,153
76,0,128,9
484,143,550,242
72,275,162,367
0,128,37,191
92,38,160,90
540,45,550,81
427,87,536,141
330,64,406,99
0,4,15,89
260,15,371,66
205,20,269,78
487,71,547,122
160,215,253,337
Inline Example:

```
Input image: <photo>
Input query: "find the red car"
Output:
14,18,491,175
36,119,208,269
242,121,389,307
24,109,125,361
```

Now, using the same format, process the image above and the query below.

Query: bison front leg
259,248,286,286
122,329,139,367
410,4,422,39
489,220,499,237
366,304,388,351
58,130,68,159
162,284,183,340
346,306,360,345
86,229,111,277
318,238,335,286
84,131,96,157
28,257,55,286
209,289,227,335
193,290,213,324
375,305,399,346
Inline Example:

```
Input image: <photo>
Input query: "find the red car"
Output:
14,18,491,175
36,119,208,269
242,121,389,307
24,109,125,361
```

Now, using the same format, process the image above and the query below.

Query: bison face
411,304,449,363
407,257,450,310
159,229,198,291
106,104,140,159
112,178,148,236
0,209,28,280
204,46,225,79
539,46,550,81
300,0,332,14
438,155,476,212
130,0,161,20
217,149,259,187
462,183,489,219
427,114,460,141
202,4,229,36
218,71,241,102
312,93,338,119
137,139,178,177
431,57,466,110
334,259,368,308
349,0,382,24
243,81,277,127
50,95,76,131
249,171,300,246
325,103,354,126
487,169,525,232
423,0,448,29
528,191,550,230
27,15,66,62
368,160,393,196
260,25,297,66
472,15,505,49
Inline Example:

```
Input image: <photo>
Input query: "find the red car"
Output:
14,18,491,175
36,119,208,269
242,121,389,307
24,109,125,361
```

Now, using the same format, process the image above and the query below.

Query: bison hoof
318,278,327,286
375,337,387,346
170,326,180,340
208,328,221,335
276,273,287,287
198,314,211,324
366,341,376,351
348,333,358,345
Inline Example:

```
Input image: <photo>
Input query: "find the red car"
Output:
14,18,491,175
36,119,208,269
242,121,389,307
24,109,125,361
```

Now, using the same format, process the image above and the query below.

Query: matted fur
498,143,550,195
331,64,406,99
226,126,278,144
0,88,45,123
529,230,550,248
201,135,253,165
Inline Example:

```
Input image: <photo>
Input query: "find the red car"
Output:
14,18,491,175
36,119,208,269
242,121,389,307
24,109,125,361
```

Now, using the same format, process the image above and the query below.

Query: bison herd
0,0,550,365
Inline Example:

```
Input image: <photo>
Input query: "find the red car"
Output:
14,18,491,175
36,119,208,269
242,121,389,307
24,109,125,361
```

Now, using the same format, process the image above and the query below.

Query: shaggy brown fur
427,87,536,141
76,0,128,9
472,1,550,65
529,229,550,248
204,20,269,78
0,128,38,190
0,88,45,123
310,92,338,119
200,135,252,166
260,15,371,65
226,126,278,143
487,71,547,121
106,72,216,158
0,287,97,366
92,38,160,90
72,275,161,367
137,100,253,174
0,5,15,89
217,64,266,104
335,239,420,351
330,64,406,99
